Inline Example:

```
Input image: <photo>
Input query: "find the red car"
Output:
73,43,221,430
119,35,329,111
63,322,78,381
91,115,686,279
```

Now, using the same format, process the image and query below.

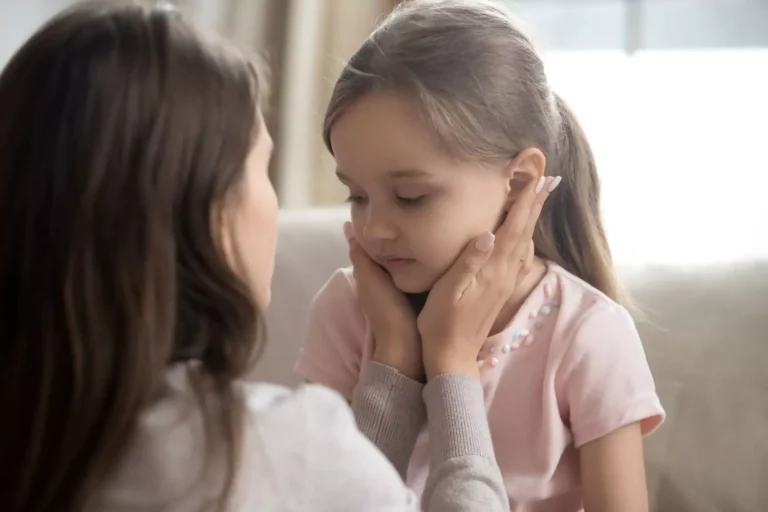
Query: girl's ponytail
534,94,620,301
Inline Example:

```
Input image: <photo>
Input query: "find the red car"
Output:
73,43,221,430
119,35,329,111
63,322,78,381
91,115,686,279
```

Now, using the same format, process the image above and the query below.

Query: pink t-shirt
295,262,665,511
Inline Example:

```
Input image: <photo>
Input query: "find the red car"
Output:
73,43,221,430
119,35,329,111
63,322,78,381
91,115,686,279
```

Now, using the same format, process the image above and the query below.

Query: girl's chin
395,283,430,294
385,261,445,294
390,274,434,294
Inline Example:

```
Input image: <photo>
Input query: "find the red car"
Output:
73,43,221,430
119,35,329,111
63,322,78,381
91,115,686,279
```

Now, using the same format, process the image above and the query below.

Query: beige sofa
255,208,768,512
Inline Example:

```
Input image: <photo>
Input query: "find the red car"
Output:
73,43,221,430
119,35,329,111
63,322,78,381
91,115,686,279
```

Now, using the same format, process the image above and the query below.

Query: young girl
295,0,665,510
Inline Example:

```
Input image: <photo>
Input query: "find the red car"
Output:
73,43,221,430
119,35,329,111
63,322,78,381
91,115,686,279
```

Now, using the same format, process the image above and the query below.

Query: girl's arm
580,422,649,512
556,303,664,512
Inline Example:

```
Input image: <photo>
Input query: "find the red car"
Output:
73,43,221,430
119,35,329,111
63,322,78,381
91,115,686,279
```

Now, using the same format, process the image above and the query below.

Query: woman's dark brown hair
0,2,264,511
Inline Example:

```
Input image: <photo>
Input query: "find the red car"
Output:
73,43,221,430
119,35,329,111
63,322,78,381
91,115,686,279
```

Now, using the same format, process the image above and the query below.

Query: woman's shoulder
93,372,412,511
239,381,375,451
239,380,353,423
237,381,415,510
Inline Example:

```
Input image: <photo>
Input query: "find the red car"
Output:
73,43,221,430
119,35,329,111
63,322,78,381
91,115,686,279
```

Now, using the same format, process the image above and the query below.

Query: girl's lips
380,257,416,269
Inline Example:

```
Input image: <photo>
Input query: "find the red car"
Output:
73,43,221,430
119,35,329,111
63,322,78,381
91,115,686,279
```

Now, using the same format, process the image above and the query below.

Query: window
507,0,768,265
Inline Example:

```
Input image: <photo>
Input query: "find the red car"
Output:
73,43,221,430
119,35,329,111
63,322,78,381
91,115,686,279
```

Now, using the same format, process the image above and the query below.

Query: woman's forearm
420,373,509,512
351,361,426,479
351,361,509,512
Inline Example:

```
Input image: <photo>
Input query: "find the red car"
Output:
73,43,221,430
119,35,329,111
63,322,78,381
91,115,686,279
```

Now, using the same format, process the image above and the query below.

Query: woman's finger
523,176,559,240
492,177,542,256
434,231,495,295
344,222,361,260
344,222,369,275
507,175,559,263
344,221,389,284
343,220,354,242
515,242,535,288
495,175,559,259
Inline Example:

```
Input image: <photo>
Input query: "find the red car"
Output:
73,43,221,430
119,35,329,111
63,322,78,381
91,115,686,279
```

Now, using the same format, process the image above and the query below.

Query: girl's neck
490,257,548,336
406,258,549,336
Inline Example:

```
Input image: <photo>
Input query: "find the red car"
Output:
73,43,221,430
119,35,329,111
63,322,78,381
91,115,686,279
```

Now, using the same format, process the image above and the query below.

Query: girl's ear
503,147,547,208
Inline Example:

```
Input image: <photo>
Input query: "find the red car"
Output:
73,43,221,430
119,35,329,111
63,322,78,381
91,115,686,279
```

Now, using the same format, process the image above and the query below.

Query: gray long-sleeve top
89,361,509,511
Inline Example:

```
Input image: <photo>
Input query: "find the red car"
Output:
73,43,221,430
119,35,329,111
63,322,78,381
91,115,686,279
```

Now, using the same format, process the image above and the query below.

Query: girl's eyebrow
336,169,433,182
387,169,432,179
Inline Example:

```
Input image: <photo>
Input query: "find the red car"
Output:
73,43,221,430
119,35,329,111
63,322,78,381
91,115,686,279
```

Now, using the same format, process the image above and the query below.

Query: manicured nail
343,221,353,241
548,175,562,192
475,232,495,252
535,176,546,194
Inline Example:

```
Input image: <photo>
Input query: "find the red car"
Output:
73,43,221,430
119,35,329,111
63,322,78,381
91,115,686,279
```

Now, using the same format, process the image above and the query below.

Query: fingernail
535,176,546,194
343,221,353,241
475,232,495,252
548,175,562,192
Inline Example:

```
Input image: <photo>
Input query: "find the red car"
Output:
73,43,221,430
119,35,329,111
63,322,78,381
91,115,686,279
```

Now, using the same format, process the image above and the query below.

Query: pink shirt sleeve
294,268,369,401
556,303,665,448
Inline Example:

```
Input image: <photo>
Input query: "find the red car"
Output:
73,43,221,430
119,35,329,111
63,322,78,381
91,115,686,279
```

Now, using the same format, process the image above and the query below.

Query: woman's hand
418,176,557,379
344,222,424,381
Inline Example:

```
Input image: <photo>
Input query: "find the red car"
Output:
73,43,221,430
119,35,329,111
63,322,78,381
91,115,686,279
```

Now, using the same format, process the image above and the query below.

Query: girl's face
330,91,510,293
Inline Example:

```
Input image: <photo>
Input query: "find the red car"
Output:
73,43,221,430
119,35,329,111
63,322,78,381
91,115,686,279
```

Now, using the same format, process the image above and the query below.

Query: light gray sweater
90,361,508,511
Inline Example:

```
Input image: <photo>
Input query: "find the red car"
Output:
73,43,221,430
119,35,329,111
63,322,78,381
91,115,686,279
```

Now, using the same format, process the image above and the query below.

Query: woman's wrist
421,337,481,380
372,344,425,382
424,355,480,381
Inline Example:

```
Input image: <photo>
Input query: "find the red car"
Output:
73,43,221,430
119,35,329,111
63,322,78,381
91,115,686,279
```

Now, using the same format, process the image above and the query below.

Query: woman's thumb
343,222,360,258
344,222,370,269
343,222,389,287
343,221,354,242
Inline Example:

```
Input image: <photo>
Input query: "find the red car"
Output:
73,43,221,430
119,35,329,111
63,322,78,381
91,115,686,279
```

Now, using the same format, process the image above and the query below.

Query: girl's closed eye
396,194,427,207
345,192,429,207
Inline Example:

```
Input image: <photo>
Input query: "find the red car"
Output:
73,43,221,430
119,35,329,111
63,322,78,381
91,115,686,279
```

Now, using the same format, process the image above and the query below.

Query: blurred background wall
1,0,767,267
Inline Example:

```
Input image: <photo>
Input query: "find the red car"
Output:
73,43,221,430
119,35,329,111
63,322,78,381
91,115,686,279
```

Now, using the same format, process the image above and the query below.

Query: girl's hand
417,176,557,379
344,222,424,381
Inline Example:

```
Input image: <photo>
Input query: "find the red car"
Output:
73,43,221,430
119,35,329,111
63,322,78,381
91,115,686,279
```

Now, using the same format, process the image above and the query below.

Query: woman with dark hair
0,2,550,511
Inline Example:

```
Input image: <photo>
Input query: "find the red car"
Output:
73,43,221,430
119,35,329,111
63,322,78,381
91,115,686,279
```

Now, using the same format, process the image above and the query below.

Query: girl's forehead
330,94,452,177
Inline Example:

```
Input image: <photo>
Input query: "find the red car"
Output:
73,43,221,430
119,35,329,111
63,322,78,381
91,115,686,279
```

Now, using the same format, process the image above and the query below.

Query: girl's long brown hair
325,0,620,301
0,2,264,511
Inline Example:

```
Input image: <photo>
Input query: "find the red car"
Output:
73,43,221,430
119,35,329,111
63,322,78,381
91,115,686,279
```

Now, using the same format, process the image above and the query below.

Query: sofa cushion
625,263,768,511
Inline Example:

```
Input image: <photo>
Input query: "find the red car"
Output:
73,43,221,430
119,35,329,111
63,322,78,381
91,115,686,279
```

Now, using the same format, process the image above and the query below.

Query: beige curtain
191,0,393,208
